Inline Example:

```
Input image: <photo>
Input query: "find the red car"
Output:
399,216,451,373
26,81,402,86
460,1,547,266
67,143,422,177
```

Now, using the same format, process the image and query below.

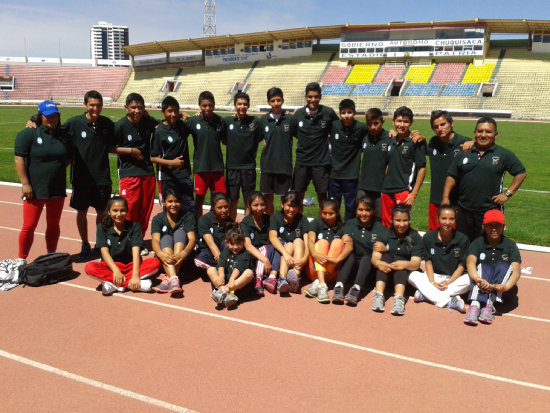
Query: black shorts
260,173,292,196
70,185,111,211
226,169,256,201
293,165,329,194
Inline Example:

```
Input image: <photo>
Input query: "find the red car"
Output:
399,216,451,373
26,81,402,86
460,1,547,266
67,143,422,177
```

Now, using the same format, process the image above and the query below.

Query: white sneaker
140,248,150,256
139,279,152,292
102,282,125,296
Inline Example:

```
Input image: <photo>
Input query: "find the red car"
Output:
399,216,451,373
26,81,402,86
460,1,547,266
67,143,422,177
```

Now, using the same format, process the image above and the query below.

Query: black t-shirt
269,212,310,243
150,120,192,181
14,125,72,199
422,229,469,275
150,210,196,237
240,213,271,248
258,111,294,176
96,220,143,264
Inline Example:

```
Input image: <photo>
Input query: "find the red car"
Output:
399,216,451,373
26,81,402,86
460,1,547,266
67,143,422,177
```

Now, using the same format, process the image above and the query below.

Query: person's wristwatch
504,189,513,198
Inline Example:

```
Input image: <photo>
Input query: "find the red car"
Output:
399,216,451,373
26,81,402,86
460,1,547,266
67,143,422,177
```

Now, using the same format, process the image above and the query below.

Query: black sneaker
345,286,360,306
331,284,345,304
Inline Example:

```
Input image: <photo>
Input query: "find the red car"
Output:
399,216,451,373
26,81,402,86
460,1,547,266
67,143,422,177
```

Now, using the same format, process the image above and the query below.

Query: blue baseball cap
38,100,60,116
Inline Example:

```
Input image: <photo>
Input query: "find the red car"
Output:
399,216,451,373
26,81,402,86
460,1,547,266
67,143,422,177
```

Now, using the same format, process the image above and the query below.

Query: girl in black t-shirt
85,196,161,296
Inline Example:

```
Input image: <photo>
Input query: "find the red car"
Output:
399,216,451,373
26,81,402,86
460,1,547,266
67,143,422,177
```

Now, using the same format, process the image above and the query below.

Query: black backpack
18,253,74,287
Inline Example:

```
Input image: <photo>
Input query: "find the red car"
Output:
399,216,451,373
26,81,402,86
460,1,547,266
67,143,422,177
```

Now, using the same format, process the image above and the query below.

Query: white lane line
504,314,550,323
0,225,81,242
523,276,550,282
61,282,550,393
0,350,196,413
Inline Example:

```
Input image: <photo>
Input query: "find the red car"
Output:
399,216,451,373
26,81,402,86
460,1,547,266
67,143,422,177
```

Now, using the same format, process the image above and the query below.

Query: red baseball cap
483,209,505,225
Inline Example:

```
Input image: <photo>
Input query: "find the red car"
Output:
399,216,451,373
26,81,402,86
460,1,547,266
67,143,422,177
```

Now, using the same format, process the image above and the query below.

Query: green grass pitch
1,105,549,245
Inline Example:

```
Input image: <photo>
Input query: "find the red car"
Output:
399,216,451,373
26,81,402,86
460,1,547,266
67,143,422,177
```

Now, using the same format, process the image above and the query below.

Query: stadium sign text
340,39,483,48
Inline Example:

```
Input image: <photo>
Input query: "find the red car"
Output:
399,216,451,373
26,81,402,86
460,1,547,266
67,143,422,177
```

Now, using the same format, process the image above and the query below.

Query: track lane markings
59,282,550,393
0,349,196,412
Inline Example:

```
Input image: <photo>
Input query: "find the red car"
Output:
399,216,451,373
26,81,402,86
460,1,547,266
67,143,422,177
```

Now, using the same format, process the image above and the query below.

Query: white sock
335,282,343,287
471,300,480,307
267,274,276,279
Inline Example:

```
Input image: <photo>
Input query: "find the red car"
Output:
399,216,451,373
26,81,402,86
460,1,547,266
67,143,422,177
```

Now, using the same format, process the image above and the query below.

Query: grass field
1,105,549,245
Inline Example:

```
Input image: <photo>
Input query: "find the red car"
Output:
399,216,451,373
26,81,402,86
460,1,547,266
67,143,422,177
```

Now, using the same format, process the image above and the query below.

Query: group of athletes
13,81,527,325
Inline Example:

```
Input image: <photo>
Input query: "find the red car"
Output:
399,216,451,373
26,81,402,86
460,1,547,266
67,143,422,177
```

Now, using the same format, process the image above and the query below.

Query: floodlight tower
203,0,216,37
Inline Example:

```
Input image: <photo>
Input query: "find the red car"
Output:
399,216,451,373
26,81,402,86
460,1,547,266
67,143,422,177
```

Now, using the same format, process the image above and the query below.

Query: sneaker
277,277,290,294
286,269,300,293
332,284,345,304
211,288,227,305
448,296,466,313
78,243,91,259
464,305,480,326
139,279,152,292
371,292,385,312
345,286,360,306
304,280,319,298
153,275,171,293
262,277,278,294
102,281,123,296
317,283,330,303
391,295,406,316
224,292,239,309
478,303,494,324
254,277,264,296
168,276,182,295
140,248,149,256
413,290,426,303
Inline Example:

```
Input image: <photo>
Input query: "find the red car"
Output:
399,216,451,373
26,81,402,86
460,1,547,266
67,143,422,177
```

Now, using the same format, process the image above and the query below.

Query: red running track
1,183,550,412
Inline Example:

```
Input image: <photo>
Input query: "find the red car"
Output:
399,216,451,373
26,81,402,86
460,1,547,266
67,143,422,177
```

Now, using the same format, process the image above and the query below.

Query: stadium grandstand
2,19,550,119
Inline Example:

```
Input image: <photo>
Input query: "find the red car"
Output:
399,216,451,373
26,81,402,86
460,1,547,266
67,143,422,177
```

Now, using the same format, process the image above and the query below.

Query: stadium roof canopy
124,19,550,57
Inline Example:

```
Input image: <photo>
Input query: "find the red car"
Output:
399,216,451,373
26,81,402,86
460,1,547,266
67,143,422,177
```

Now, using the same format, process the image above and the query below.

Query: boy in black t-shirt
150,96,194,214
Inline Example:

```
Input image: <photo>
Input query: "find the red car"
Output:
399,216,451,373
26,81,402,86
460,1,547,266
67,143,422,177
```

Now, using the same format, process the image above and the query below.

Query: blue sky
0,0,548,58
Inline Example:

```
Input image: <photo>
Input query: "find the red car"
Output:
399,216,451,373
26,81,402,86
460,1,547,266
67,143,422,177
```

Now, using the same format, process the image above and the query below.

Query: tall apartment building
90,21,129,61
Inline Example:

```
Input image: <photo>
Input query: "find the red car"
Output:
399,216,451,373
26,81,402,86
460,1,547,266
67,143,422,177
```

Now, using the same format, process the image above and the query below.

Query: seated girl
409,205,471,312
239,192,282,295
332,196,387,306
194,192,234,270
371,204,422,315
305,198,352,304
151,188,196,295
85,196,161,295
208,228,254,309
463,209,521,326
268,191,310,294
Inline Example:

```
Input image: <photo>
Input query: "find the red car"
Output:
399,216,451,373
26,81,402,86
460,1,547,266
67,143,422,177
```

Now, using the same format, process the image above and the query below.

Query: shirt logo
210,227,214,234
107,239,111,246
196,124,201,130
433,149,437,156
265,126,269,133
168,136,173,143
463,158,468,165
371,234,377,242
363,142,367,149
453,149,461,156
284,124,290,132
320,120,327,129
318,233,323,240
454,248,461,258
81,131,87,138
299,121,303,128
430,248,435,255
279,226,284,233
335,133,339,140
480,252,486,260
492,156,500,166
229,124,234,130
402,146,409,155
127,134,133,142
162,225,168,233
37,137,43,144
250,233,255,240
387,146,392,152
250,123,257,131
382,143,388,152
502,254,509,262
121,189,127,196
